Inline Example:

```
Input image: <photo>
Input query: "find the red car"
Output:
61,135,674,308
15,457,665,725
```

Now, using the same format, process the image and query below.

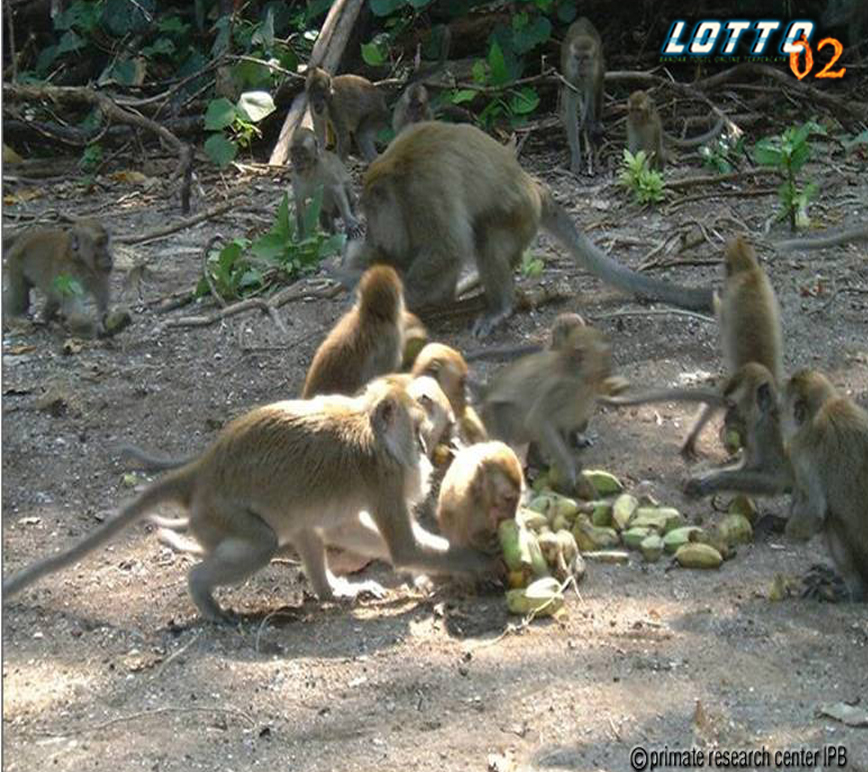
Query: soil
3,126,868,772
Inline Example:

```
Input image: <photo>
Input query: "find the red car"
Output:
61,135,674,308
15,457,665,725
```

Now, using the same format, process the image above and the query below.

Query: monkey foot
799,564,849,603
330,577,387,602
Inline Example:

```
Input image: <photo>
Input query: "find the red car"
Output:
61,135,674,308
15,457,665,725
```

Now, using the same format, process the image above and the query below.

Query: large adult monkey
344,122,713,337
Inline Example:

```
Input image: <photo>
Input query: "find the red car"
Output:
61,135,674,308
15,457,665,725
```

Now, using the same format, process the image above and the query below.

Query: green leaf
472,60,488,84
250,233,287,261
513,15,551,54
251,9,275,49
361,41,387,66
753,141,782,167
557,0,578,22
57,30,85,55
237,91,276,123
141,38,176,58
488,40,509,86
109,59,139,86
102,0,154,35
204,98,239,130
509,86,539,115
158,16,189,35
407,0,434,7
450,89,478,105
204,134,238,167
371,0,404,15
53,275,85,297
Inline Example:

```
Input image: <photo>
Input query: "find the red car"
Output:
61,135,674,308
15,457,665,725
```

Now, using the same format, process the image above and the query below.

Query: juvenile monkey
604,236,783,458
561,17,605,176
683,363,791,498
392,83,434,134
626,90,726,171
290,127,361,237
302,265,405,398
305,66,389,162
3,219,113,336
345,122,713,338
781,369,868,602
437,441,524,554
411,342,488,445
626,90,666,171
482,324,613,499
3,380,494,621
401,310,428,370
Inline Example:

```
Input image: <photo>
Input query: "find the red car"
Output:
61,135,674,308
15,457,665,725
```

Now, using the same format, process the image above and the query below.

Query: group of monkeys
4,237,868,619
3,18,866,620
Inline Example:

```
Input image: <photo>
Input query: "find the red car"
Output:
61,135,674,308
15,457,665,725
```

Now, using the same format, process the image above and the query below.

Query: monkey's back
365,122,543,230
332,74,388,125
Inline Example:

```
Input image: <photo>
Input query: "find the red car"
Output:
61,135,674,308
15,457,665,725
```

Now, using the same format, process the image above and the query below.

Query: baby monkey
3,219,113,337
437,441,524,555
290,127,361,237
305,66,389,162
4,379,494,621
392,83,434,134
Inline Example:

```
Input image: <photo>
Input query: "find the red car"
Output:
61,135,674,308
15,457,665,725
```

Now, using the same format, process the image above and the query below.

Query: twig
29,705,256,738
115,200,236,245
775,224,868,251
227,54,304,80
590,308,715,324
151,631,202,679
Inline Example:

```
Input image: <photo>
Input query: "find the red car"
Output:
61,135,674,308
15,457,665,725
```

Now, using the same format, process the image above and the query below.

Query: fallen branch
4,84,189,185
268,0,363,166
115,200,237,245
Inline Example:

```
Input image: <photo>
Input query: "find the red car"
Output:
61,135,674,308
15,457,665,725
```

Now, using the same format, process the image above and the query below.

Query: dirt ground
3,119,868,771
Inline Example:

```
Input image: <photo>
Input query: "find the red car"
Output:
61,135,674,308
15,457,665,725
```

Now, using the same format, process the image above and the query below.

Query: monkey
463,311,588,363
301,265,405,399
3,380,496,621
683,363,792,499
344,122,714,338
392,83,434,134
290,127,361,237
561,17,605,176
3,219,113,337
626,90,727,172
410,342,488,446
401,310,428,370
626,90,666,171
780,369,868,602
305,66,389,162
436,441,524,555
404,374,455,458
481,324,613,499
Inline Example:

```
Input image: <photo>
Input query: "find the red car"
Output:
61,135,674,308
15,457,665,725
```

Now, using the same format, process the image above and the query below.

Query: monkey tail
598,387,728,408
2,471,193,599
115,442,192,472
541,194,714,313
666,116,725,148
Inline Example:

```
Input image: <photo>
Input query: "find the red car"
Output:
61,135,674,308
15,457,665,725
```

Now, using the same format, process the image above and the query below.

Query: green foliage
754,122,824,230
197,193,345,302
79,143,103,173
618,150,665,205
203,92,276,167
699,133,744,174
53,275,85,298
521,254,545,278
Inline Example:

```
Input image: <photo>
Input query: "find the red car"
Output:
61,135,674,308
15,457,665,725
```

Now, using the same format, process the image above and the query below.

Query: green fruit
582,469,624,496
631,507,685,533
663,526,703,553
611,494,639,530
674,542,723,569
622,526,652,550
640,534,664,563
506,577,564,616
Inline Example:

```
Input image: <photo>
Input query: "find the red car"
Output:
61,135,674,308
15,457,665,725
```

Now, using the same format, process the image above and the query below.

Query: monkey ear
373,395,397,431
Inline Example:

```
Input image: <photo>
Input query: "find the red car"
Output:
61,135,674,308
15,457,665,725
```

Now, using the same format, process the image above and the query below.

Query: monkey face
290,136,317,174
72,223,113,274
627,91,651,120
568,39,597,78
306,69,331,114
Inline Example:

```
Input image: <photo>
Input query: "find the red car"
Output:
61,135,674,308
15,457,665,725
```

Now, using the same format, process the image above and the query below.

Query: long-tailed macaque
437,441,524,554
302,265,405,398
781,369,868,602
3,380,494,621
482,324,613,499
305,67,389,162
290,127,361,237
344,121,713,338
392,83,434,134
3,219,113,337
683,363,792,498
626,90,726,171
561,17,604,176
602,235,783,458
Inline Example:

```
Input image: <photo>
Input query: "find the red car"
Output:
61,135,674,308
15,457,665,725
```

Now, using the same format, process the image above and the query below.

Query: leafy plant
521,254,545,278
753,122,824,230
699,133,744,174
203,91,276,167
618,150,665,205
197,193,344,301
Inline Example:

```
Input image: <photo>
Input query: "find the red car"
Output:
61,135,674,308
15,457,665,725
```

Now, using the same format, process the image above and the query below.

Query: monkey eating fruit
3,379,495,621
